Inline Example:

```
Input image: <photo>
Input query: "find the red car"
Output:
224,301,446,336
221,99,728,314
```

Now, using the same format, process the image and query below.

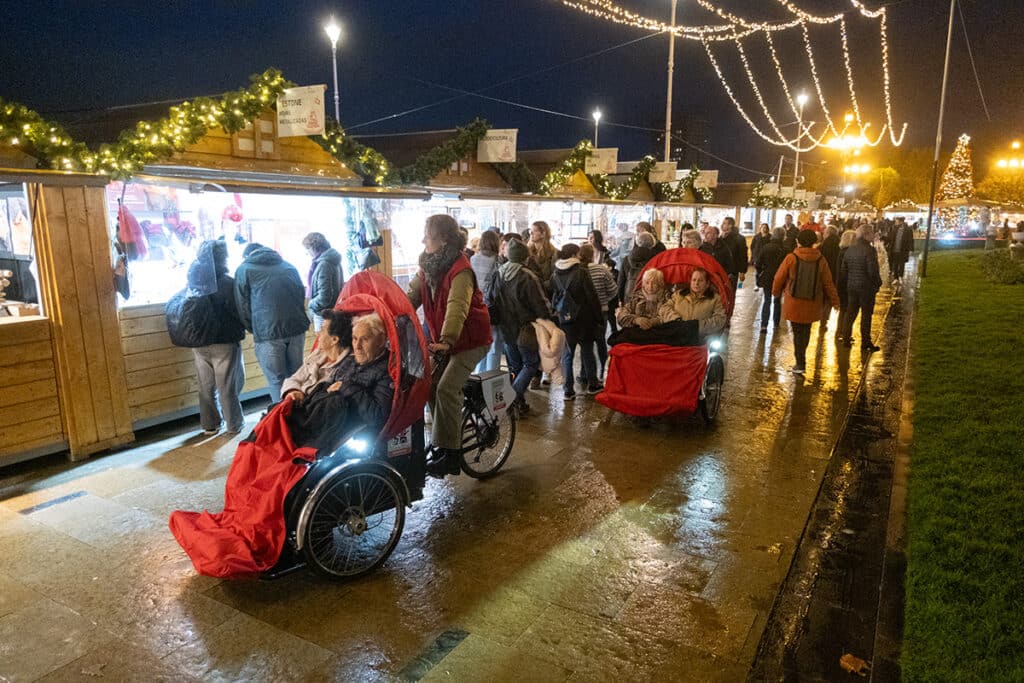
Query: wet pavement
0,264,906,682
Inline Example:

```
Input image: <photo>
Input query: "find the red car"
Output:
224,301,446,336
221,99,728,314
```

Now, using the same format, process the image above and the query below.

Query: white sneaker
791,366,805,375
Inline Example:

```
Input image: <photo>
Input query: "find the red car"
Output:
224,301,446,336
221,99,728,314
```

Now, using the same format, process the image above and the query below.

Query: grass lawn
903,250,1024,682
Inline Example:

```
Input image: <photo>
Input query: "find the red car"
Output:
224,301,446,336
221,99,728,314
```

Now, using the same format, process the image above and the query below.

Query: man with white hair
837,224,882,352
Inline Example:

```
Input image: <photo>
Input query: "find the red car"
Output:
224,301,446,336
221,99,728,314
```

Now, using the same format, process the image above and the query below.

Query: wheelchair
266,272,516,580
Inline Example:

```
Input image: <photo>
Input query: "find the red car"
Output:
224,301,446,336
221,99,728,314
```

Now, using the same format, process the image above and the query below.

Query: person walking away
579,242,618,380
471,230,503,372
837,224,883,352
818,225,841,332
618,232,657,301
699,226,735,283
720,217,748,293
772,229,840,375
406,215,492,476
550,243,603,399
887,216,914,285
302,232,343,332
782,213,800,252
167,240,246,435
589,229,619,335
487,239,550,416
234,243,309,403
835,229,856,339
755,228,787,332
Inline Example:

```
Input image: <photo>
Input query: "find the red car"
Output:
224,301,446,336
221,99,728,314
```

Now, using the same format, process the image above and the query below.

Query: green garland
748,178,807,209
314,120,392,186
390,118,490,186
0,99,98,172
590,155,657,200
538,140,594,194
493,159,540,194
654,166,712,203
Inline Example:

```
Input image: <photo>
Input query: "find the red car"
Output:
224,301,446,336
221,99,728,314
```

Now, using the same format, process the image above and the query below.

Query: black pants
791,322,812,368
891,253,909,279
841,288,876,345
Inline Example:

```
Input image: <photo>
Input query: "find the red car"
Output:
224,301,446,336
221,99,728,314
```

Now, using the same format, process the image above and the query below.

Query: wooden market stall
1,169,135,466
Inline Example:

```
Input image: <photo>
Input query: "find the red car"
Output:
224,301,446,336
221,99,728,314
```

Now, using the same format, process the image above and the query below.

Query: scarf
418,243,462,289
498,261,524,282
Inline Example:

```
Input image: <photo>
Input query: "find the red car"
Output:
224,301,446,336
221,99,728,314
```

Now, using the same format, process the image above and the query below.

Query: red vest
420,255,492,353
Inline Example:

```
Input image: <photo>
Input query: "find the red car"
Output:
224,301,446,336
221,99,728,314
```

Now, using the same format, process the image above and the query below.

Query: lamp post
592,109,602,147
663,0,678,162
792,92,809,190
323,18,342,123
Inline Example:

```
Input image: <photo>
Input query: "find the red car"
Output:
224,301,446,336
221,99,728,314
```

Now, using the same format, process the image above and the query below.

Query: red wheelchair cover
169,400,317,577
334,271,431,442
637,247,734,316
596,344,708,416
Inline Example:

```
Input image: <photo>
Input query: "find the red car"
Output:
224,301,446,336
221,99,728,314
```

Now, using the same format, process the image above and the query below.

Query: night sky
1,0,1019,181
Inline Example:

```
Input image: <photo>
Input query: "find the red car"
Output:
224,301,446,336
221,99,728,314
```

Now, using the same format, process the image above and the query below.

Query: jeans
504,341,540,400
192,343,245,431
254,332,306,403
431,345,488,450
312,312,324,333
790,322,812,369
562,325,598,394
476,325,504,373
841,288,876,346
760,287,781,328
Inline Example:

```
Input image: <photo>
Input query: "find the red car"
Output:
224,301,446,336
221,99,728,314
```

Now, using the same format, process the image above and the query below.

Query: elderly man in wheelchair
170,270,516,581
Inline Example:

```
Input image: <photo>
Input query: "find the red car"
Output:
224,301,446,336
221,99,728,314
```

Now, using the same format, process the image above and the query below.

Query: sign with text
762,183,779,196
276,85,326,137
476,129,518,163
584,147,618,175
648,161,678,184
794,189,808,201
694,170,719,188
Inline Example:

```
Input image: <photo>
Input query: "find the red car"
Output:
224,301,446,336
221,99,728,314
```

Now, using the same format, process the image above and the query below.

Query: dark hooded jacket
755,237,787,290
551,258,603,339
699,239,735,278
234,246,309,342
617,245,656,300
819,233,841,288
839,239,882,294
487,264,551,344
307,247,344,317
166,246,244,348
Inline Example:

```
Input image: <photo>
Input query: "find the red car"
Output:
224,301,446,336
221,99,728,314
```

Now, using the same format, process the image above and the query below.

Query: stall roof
711,182,758,208
0,167,109,187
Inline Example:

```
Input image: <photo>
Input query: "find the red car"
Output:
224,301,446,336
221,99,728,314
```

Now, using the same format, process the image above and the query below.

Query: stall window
0,184,42,318
107,182,361,308
561,203,591,240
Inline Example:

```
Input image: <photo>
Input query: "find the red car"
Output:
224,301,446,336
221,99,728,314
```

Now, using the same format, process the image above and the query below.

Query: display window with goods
0,184,43,319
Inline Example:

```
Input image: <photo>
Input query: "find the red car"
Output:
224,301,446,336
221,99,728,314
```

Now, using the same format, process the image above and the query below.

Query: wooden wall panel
27,183,134,460
0,318,63,459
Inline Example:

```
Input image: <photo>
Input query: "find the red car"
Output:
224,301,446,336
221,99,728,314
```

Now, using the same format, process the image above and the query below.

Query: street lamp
664,0,678,162
792,92,809,189
592,109,602,147
323,18,342,123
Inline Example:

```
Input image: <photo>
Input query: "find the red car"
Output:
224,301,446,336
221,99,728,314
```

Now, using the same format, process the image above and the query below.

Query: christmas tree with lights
935,133,976,230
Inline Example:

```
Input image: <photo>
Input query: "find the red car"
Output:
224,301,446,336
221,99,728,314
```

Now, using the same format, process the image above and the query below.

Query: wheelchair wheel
699,356,725,424
301,469,405,579
459,407,516,479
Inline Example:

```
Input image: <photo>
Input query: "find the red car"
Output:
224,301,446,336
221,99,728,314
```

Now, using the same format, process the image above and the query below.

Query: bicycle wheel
699,356,725,424
459,407,516,479
301,469,405,579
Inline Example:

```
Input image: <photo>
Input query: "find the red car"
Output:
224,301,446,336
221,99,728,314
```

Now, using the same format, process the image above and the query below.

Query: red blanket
169,401,316,578
596,344,708,417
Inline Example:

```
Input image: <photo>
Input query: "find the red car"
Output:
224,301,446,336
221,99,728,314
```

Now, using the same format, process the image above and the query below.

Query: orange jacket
772,247,840,323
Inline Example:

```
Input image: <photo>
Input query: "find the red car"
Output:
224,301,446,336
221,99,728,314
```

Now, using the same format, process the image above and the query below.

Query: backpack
165,288,216,348
790,255,820,300
552,271,582,324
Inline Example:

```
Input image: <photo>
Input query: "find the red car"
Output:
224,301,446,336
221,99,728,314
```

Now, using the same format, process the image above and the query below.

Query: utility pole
663,0,678,162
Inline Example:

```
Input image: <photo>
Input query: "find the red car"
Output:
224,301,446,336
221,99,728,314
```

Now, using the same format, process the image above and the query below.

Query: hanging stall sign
794,189,808,201
694,170,719,188
584,148,619,175
762,183,780,196
276,85,326,137
648,161,678,184
476,129,518,163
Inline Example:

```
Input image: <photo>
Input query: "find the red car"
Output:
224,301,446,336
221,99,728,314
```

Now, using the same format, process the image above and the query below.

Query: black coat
722,231,748,275
166,273,245,348
750,234,769,269
618,245,656,300
307,247,344,317
700,240,735,277
839,239,882,294
487,266,551,343
819,234,841,287
783,225,799,252
888,224,914,258
755,238,787,289
551,260,603,339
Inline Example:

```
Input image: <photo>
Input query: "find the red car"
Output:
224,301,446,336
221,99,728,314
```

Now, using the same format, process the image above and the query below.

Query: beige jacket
671,291,727,339
281,348,350,397
616,289,679,328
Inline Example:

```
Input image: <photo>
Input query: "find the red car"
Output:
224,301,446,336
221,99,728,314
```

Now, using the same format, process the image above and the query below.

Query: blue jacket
839,239,882,294
234,247,309,342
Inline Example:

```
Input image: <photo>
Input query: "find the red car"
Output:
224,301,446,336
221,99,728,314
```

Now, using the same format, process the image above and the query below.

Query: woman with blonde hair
526,221,558,291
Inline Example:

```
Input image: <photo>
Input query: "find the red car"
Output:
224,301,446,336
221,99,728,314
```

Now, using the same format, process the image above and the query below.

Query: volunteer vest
420,254,492,353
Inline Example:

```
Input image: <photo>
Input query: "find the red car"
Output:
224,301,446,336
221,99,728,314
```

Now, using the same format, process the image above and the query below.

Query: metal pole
663,0,677,162
922,0,957,278
331,42,341,123
594,120,599,147
792,104,804,189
